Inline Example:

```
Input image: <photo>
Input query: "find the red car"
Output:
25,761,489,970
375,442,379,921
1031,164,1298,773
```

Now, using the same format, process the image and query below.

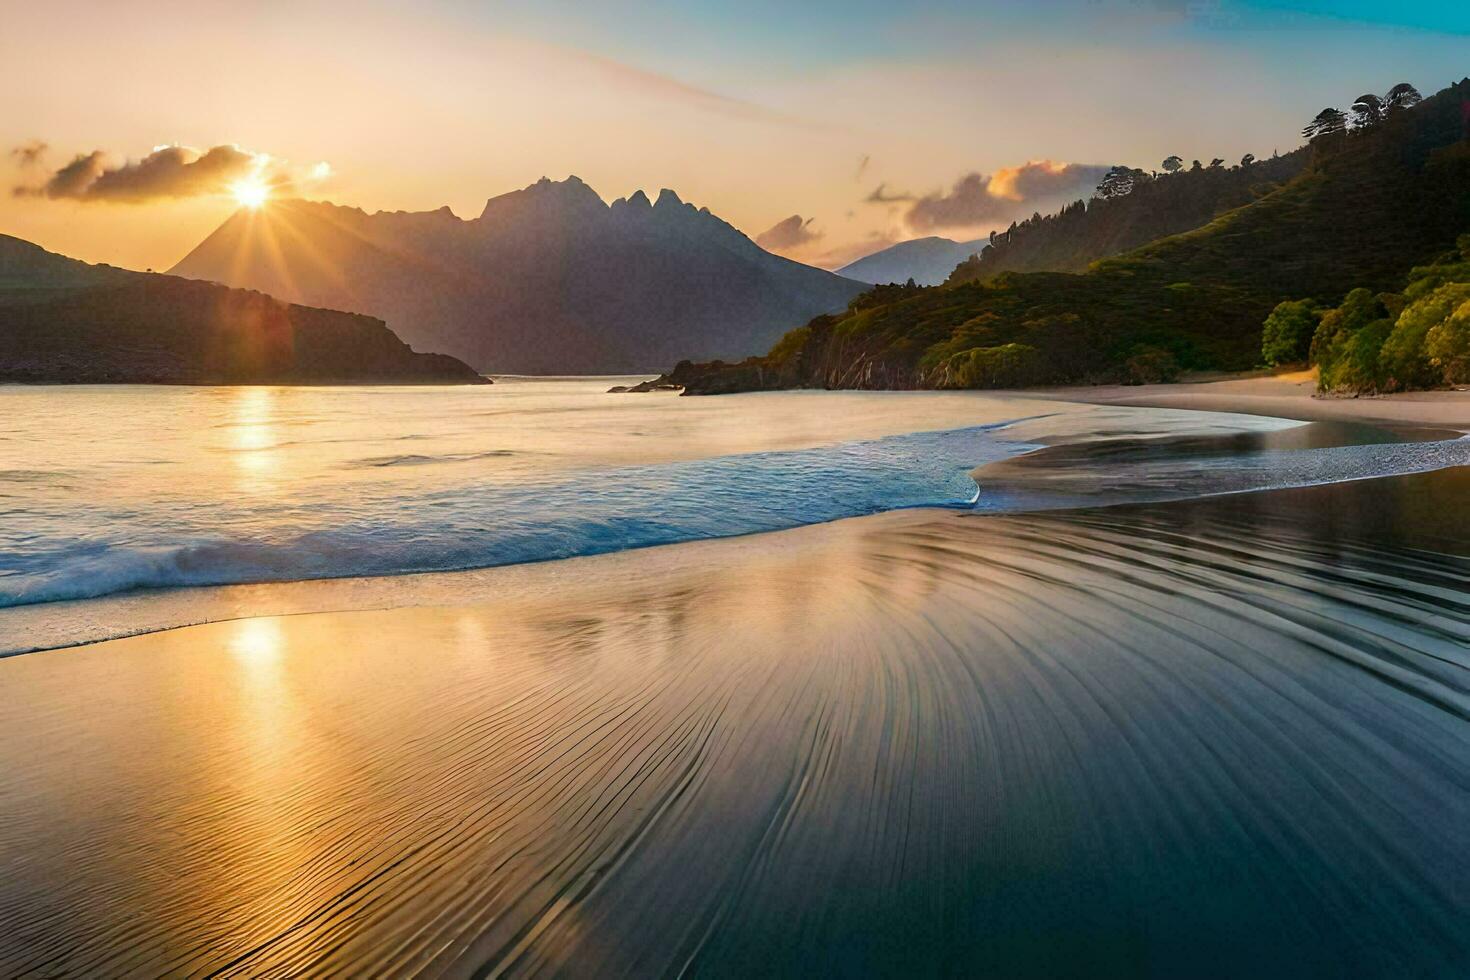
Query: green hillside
948,150,1306,284
666,78,1470,394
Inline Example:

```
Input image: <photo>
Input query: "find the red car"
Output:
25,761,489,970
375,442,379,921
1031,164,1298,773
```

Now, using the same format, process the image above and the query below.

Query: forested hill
653,78,1470,395
948,150,1307,283
0,236,487,385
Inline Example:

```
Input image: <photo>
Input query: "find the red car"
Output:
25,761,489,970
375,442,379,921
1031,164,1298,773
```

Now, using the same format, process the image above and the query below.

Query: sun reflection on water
228,387,281,487
230,617,283,672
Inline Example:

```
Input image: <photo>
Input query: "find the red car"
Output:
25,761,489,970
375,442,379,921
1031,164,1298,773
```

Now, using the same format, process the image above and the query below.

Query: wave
3,424,1469,611
346,449,521,468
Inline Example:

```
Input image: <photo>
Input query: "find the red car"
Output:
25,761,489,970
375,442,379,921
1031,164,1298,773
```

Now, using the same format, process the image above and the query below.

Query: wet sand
2,468,1467,976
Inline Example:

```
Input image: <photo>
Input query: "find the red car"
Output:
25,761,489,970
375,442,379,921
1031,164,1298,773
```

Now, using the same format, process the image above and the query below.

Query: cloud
865,183,915,204
10,140,47,168
874,159,1111,232
988,160,1112,201
13,143,305,203
755,214,823,254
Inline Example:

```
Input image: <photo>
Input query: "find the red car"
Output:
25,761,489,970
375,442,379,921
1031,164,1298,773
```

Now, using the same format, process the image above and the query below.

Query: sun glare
232,177,270,209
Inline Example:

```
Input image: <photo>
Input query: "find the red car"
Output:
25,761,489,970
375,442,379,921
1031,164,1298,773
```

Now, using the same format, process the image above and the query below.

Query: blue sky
4,0,1466,270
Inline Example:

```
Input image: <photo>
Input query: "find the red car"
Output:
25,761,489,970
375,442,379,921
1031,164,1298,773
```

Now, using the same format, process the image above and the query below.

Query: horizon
3,0,1468,273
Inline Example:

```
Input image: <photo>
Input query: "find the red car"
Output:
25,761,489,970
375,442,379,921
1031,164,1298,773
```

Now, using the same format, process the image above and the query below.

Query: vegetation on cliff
662,79,1470,395
948,150,1306,284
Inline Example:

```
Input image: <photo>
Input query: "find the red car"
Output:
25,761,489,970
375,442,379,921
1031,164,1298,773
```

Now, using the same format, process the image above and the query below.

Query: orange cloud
871,159,1112,232
12,143,327,204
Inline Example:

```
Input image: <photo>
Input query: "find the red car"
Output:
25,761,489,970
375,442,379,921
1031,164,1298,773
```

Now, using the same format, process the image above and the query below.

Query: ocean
3,378,1468,653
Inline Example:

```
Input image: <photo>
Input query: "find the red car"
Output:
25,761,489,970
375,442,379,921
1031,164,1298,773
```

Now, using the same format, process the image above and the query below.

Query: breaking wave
3,423,1468,610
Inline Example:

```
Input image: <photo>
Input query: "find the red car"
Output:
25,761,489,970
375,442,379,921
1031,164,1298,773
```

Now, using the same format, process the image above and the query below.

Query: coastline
1023,370,1470,430
4,383,1469,974
3,466,1466,975
6,383,1469,657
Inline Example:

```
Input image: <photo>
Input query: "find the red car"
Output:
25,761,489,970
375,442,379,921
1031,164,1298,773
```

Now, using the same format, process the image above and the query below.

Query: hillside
948,151,1307,283
654,79,1470,394
836,151,1305,289
170,178,867,374
0,236,486,384
837,236,985,286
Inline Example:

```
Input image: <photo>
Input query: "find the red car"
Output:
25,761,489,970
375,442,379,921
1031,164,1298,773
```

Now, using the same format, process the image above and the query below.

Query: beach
1,382,1468,976
1036,370,1470,430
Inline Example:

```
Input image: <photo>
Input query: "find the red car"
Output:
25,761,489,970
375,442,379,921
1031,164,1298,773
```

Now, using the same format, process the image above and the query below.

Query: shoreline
5,389,1468,657
1021,370,1470,431
3,466,1465,975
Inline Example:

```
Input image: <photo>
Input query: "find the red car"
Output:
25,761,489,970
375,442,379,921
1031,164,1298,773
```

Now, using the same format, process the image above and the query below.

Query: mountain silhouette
170,177,866,374
0,235,485,384
838,236,986,286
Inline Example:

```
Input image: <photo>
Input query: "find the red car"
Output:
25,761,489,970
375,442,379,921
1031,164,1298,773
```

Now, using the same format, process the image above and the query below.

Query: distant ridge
838,237,986,286
171,177,867,374
0,235,486,385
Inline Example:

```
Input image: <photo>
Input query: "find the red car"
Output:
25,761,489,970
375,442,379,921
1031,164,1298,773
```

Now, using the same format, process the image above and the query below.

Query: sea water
1,377,1465,616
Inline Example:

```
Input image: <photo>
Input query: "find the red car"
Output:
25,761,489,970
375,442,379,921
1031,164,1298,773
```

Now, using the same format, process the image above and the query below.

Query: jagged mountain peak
170,175,867,374
478,175,608,223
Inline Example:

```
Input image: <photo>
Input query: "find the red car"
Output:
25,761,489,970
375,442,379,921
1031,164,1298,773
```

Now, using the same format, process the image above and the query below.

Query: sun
231,177,270,209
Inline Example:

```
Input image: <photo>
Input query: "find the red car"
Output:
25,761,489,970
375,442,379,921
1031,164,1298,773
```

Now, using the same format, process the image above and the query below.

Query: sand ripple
0,482,1467,977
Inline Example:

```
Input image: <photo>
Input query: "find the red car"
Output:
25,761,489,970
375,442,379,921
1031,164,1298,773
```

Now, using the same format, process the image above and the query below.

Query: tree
1350,93,1384,128
1425,301,1470,383
1303,107,1347,142
1382,282,1470,389
1190,159,1203,171
1261,299,1319,366
1311,288,1392,391
1384,82,1422,113
1095,166,1136,199
1240,153,1256,167
1209,158,1224,169
1161,155,1183,174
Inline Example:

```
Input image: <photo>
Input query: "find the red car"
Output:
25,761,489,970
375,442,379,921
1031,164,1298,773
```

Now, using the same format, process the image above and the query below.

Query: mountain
0,235,485,384
648,79,1470,394
169,177,867,374
837,237,985,286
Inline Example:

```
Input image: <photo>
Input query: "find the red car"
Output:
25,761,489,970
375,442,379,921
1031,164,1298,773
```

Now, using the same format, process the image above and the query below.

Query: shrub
1320,318,1394,392
767,325,811,365
940,343,1043,388
1380,282,1470,389
1425,298,1470,383
1123,344,1181,384
1312,288,1390,391
1261,299,1319,366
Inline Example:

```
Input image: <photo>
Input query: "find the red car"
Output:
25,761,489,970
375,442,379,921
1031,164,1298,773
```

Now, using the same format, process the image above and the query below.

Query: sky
1,0,1467,272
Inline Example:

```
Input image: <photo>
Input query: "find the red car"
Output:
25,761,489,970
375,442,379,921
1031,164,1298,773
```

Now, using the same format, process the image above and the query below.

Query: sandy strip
1023,370,1470,430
